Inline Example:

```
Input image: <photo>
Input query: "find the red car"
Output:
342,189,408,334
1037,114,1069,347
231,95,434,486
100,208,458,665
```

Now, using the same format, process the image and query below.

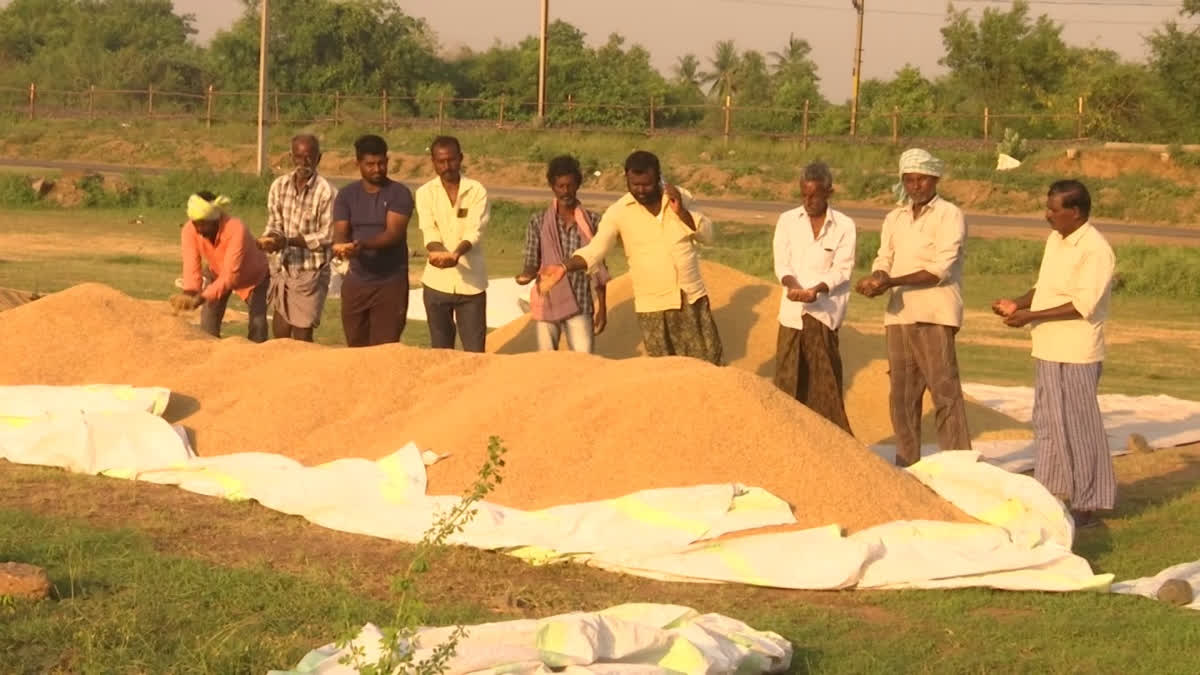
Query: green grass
2,204,1200,672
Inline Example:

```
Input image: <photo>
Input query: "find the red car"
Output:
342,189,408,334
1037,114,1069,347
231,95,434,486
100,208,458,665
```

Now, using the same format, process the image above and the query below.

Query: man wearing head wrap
854,148,971,467
171,191,270,342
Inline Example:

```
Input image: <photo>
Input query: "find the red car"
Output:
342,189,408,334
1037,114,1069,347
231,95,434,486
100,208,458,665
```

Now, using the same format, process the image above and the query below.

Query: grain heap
0,283,971,532
487,261,1030,446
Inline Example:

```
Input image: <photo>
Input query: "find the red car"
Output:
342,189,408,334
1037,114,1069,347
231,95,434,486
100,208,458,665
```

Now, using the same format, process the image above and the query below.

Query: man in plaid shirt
257,134,336,342
515,155,609,352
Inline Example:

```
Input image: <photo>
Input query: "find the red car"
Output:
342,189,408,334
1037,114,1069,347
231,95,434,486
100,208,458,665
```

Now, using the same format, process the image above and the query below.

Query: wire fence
0,83,1090,148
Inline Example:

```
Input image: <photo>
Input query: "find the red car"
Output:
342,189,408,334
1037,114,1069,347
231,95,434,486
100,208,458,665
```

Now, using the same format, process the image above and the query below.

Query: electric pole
537,0,548,126
256,0,270,176
849,0,864,136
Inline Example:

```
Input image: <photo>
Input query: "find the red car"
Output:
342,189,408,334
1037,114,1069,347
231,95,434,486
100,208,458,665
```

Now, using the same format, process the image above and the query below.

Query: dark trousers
341,274,409,347
774,315,853,434
200,274,269,343
423,286,486,353
886,323,972,467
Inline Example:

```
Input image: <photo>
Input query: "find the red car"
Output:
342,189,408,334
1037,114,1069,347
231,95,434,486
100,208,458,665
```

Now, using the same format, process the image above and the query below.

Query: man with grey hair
257,133,336,341
772,161,856,433
855,148,970,466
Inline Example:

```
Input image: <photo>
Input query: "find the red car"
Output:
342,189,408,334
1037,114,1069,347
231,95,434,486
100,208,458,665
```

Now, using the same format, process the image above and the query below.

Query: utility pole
849,0,864,136
537,0,548,126
256,0,270,176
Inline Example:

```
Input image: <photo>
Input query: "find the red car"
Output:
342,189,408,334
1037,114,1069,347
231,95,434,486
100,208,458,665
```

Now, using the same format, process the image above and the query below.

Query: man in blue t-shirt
332,134,415,347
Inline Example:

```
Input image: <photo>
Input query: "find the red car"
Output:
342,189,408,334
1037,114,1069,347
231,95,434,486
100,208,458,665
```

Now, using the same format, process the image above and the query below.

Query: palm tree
702,40,740,101
673,53,703,88
769,34,813,73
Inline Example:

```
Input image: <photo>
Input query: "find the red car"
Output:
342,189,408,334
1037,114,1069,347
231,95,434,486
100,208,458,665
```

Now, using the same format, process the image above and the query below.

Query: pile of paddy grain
487,261,1031,446
0,283,971,532
0,288,38,313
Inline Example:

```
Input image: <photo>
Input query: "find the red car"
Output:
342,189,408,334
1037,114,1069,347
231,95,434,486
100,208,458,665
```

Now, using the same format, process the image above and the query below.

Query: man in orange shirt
170,191,270,342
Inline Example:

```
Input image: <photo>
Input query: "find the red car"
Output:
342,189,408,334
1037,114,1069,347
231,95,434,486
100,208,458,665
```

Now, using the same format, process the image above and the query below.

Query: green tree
940,0,1070,134
1148,0,1200,137
0,0,205,95
207,0,442,119
703,40,740,101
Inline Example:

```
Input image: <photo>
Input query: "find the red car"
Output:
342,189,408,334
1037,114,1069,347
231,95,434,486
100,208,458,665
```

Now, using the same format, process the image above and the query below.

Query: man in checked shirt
257,134,336,342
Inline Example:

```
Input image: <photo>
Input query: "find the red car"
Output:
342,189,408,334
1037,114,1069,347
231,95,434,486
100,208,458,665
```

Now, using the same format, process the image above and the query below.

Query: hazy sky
178,1,1193,101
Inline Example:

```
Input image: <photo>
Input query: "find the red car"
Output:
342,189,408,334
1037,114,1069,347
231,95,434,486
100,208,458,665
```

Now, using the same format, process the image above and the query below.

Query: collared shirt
871,195,966,328
334,179,414,283
1030,222,1115,364
264,171,336,272
574,189,714,314
523,208,606,318
181,217,269,303
773,206,857,331
416,176,490,295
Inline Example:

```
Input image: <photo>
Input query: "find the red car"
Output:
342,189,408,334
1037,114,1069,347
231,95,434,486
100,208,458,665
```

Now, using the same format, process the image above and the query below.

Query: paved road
5,157,1198,242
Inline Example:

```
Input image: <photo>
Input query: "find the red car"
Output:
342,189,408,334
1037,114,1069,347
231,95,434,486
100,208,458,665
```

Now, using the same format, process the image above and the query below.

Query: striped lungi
1033,359,1116,511
268,265,330,330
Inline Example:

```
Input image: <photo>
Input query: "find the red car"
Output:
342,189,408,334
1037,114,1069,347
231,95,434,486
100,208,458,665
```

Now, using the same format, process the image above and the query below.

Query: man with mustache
416,136,491,353
331,134,415,347
540,150,721,365
257,134,336,342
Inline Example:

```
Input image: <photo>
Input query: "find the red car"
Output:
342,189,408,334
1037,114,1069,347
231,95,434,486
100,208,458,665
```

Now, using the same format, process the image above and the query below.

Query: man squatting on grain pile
772,161,857,434
540,151,723,365
171,191,270,342
256,134,336,342
331,134,415,347
992,180,1117,527
514,155,611,353
416,136,492,353
855,148,971,467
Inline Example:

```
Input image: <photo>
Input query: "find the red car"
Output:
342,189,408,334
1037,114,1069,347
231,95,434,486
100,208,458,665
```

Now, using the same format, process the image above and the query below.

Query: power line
717,0,1188,25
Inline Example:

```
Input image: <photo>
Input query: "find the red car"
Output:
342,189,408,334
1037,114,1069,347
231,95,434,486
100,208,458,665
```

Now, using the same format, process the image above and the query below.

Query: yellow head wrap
186,193,231,222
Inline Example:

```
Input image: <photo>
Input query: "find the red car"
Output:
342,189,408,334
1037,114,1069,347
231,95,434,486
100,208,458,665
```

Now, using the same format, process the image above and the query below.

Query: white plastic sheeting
1111,560,1200,611
268,603,794,675
871,384,1200,473
0,384,1119,595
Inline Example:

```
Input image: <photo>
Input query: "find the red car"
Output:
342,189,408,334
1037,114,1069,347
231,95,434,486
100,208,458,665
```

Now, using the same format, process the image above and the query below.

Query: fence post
1076,96,1084,139
498,95,506,127
273,90,280,124
382,90,389,131
28,82,36,120
802,100,810,150
205,85,214,128
147,85,154,116
649,95,656,135
437,95,445,132
567,94,574,128
891,106,900,145
334,91,341,126
723,95,731,144
983,107,990,141
88,85,95,121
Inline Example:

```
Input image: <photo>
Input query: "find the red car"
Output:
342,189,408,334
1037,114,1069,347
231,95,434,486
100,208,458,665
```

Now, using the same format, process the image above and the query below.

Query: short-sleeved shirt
1030,222,1115,364
332,179,414,283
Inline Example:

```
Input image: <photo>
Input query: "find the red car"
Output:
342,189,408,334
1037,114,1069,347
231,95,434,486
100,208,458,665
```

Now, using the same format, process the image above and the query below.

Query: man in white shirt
992,180,1116,528
855,148,971,467
772,161,856,433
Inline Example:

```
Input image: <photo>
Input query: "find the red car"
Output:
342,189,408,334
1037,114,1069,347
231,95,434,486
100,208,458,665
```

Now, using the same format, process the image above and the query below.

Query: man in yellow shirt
539,151,722,365
415,136,490,352
993,180,1116,528
855,148,970,466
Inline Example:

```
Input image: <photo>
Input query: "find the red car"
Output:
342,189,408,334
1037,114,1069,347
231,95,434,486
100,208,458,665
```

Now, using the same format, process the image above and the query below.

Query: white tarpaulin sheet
0,385,1116,594
407,278,531,329
269,603,793,675
1111,560,1200,611
871,384,1200,473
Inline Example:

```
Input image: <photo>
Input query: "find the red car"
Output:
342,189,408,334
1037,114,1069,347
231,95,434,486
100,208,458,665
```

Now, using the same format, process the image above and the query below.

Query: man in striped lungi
992,180,1117,528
